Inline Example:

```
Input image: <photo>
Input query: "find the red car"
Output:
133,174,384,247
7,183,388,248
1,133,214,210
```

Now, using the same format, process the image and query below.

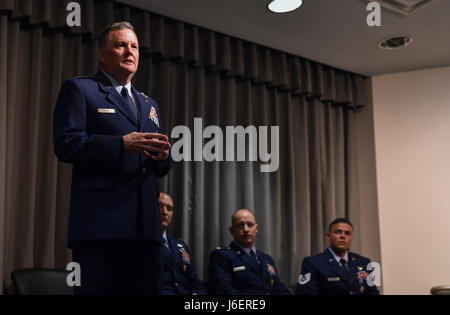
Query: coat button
174,282,179,287
142,168,146,174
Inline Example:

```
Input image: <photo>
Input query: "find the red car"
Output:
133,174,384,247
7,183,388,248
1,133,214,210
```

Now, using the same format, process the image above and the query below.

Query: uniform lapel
162,245,174,267
132,87,162,131
347,253,360,286
325,249,349,285
258,252,269,280
230,242,262,276
162,235,175,267
131,86,147,129
169,237,182,266
95,71,138,126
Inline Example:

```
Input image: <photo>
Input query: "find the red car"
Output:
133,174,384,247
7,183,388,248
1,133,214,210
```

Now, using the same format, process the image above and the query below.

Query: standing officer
208,209,290,295
53,22,173,294
159,192,207,295
296,218,380,295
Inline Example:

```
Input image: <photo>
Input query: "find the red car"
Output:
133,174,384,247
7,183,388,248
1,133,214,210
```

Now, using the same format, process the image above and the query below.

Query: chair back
11,268,73,295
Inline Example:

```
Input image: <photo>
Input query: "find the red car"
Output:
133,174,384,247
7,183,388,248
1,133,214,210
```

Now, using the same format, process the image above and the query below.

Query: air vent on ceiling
369,0,439,15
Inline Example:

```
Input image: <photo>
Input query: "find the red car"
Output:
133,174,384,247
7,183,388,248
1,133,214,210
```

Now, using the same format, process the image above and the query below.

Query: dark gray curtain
0,0,368,292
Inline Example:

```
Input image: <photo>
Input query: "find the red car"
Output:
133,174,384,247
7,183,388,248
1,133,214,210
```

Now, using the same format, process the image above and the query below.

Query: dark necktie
250,250,260,264
340,258,349,271
163,238,170,250
121,86,137,119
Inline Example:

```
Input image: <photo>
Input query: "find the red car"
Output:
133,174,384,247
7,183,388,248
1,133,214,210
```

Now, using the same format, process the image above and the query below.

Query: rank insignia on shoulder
216,246,221,250
298,273,311,285
233,266,246,272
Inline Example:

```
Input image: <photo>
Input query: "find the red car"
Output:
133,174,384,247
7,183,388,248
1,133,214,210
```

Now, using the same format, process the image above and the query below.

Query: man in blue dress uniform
208,209,290,295
296,218,380,295
159,192,207,295
53,22,173,294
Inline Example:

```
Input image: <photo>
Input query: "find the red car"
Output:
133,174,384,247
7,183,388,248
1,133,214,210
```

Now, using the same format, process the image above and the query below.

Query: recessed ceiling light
378,35,413,50
268,0,303,13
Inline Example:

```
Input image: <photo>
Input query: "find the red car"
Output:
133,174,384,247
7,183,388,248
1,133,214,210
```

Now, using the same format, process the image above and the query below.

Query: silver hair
98,21,136,48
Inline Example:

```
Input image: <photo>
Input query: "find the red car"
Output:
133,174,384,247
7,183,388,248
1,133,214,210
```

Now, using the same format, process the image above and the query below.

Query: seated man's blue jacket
208,242,290,295
296,249,380,295
161,236,207,295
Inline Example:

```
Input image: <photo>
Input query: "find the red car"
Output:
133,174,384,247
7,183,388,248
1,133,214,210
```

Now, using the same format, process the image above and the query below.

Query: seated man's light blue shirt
233,241,260,264
328,247,348,267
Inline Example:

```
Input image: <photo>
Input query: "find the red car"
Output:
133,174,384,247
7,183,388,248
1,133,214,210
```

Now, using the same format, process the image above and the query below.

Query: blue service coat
161,236,207,295
53,71,173,246
296,249,380,295
208,242,290,295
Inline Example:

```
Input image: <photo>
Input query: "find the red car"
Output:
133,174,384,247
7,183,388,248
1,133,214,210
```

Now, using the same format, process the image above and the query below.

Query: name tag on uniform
233,266,246,272
97,108,116,114
327,277,341,282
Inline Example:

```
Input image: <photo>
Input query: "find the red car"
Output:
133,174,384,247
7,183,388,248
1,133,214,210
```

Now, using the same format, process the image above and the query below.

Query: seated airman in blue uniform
159,193,207,295
296,218,380,295
208,209,290,295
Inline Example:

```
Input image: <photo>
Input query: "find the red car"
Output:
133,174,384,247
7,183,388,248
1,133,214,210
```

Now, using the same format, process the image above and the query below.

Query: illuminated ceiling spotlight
267,0,303,13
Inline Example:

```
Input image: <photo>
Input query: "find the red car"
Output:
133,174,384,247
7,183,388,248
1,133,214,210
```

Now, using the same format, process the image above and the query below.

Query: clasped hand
123,132,171,160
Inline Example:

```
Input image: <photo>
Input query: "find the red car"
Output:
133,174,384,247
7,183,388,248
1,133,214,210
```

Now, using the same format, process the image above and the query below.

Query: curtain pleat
0,14,9,294
0,0,367,105
0,0,370,291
